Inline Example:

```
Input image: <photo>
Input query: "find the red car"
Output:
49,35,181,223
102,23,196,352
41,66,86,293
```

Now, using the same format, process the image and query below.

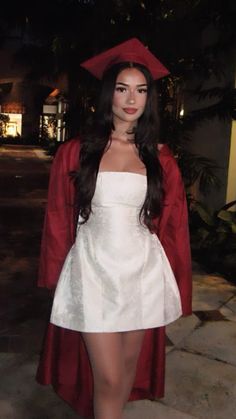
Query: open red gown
36,138,192,417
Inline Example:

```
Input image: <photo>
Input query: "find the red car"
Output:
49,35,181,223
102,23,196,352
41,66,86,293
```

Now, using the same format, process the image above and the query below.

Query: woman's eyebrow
116,82,148,87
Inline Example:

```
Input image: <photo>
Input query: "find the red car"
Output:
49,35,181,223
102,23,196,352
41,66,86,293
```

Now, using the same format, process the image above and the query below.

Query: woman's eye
115,87,126,93
138,88,148,94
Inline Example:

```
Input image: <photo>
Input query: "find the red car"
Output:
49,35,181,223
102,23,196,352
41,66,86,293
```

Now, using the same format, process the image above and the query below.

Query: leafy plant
178,149,222,194
0,114,10,136
189,199,236,282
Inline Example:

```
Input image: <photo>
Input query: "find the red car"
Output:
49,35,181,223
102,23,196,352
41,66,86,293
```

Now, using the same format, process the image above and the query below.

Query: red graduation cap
80,38,170,80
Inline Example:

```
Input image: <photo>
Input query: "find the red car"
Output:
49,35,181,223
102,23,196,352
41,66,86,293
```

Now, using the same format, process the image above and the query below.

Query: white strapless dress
50,172,182,332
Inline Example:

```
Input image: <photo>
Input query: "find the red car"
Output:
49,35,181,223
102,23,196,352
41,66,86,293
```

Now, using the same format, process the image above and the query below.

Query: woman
37,38,192,419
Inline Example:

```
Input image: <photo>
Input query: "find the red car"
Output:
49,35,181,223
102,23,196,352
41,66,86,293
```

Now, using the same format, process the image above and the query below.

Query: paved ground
0,144,236,419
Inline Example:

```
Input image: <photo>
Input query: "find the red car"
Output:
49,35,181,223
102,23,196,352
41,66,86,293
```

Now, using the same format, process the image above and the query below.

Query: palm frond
177,150,221,194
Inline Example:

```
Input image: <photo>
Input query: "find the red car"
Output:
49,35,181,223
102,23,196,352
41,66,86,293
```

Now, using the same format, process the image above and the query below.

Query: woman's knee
94,371,124,396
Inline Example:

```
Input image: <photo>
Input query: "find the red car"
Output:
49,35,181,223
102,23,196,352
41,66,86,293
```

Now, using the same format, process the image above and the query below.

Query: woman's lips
123,108,138,114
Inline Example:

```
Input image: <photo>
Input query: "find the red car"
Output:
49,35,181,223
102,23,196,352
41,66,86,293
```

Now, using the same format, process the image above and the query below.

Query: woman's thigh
121,329,145,368
82,330,145,386
82,332,124,386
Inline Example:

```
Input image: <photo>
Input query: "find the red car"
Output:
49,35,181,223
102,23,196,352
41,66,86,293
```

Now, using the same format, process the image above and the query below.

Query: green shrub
189,199,236,283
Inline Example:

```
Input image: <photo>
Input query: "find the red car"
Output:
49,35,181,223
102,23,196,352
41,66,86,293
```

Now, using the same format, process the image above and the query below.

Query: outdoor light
6,122,17,136
179,106,184,117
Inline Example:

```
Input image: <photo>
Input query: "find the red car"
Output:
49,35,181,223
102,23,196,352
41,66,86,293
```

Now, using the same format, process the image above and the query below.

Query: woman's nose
128,91,135,104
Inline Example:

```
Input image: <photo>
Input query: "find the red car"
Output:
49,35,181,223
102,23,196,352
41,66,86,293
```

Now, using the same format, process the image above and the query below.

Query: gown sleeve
158,148,192,316
38,141,78,290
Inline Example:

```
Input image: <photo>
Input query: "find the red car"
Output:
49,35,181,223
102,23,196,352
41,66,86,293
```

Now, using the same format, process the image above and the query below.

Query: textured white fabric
50,172,182,332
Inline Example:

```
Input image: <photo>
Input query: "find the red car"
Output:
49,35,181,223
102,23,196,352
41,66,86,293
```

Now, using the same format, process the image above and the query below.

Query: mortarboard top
80,38,169,80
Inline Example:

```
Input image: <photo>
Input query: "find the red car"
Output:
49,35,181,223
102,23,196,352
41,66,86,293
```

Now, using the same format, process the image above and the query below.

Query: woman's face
112,67,148,126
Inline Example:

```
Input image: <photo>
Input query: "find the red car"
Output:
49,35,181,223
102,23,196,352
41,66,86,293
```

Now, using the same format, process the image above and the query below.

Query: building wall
226,75,236,209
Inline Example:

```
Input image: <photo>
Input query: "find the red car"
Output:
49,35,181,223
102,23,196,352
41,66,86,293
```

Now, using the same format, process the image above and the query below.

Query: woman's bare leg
121,330,145,403
82,332,124,419
82,330,145,418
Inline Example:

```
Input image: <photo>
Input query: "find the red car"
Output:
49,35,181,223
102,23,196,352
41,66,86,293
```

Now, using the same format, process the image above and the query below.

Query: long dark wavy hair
74,61,164,231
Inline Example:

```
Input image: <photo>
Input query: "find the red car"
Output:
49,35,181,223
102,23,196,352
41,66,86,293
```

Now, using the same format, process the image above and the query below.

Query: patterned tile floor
0,145,236,419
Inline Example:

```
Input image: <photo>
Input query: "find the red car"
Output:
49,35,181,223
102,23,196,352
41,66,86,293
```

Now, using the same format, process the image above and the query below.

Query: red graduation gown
36,137,192,417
